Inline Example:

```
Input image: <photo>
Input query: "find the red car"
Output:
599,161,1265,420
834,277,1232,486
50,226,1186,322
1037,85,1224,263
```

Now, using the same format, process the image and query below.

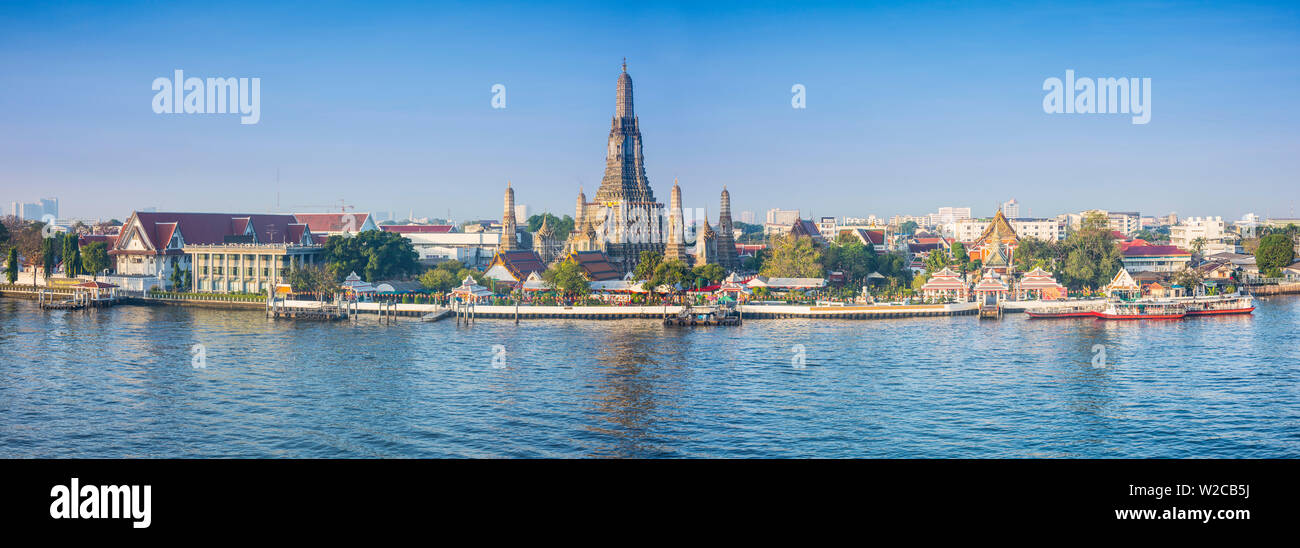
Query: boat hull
1026,310,1097,318
1185,307,1255,316
1095,312,1186,320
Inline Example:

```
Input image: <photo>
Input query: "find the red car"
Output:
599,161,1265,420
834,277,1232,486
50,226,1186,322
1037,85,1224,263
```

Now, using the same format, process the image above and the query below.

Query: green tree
923,248,949,274
950,241,968,270
633,251,662,280
692,263,726,285
1255,233,1295,277
898,221,918,236
288,264,340,295
323,231,420,282
418,268,458,292
6,247,17,284
1190,237,1208,256
760,234,824,278
41,233,59,280
822,239,875,286
542,258,590,298
1058,213,1121,290
63,236,82,278
644,259,691,294
169,265,191,291
1013,237,1059,273
81,242,109,279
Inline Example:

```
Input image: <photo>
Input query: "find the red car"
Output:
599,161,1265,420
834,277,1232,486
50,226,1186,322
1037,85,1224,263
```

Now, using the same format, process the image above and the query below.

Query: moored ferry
1176,294,1256,316
1096,300,1186,320
1025,303,1103,319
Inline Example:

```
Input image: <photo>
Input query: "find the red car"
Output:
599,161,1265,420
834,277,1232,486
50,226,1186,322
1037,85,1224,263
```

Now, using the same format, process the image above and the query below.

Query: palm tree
1191,237,1207,256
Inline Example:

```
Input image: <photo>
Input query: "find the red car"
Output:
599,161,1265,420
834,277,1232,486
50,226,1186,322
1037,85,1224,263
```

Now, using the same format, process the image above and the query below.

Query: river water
2,296,1297,458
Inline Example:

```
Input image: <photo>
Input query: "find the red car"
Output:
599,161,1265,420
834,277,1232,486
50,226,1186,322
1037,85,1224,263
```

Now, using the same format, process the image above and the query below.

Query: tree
1255,233,1295,277
1190,237,1208,256
169,265,191,291
633,251,662,280
760,234,823,278
62,235,81,278
288,264,340,296
950,242,968,270
1058,214,1121,290
644,259,691,294
742,248,769,272
1171,268,1203,292
41,234,59,280
81,242,109,279
418,268,458,292
542,258,590,299
898,221,918,236
1013,237,1059,273
5,247,17,284
692,263,726,285
323,231,420,282
822,239,875,286
923,249,949,274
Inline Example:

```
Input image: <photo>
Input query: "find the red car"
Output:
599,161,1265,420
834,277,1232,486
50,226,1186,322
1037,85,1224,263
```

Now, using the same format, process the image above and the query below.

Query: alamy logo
50,478,151,529
1043,69,1151,125
152,69,261,124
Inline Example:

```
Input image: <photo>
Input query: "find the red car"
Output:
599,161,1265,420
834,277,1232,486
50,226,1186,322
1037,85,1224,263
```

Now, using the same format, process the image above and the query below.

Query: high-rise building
1001,199,1019,219
739,210,756,225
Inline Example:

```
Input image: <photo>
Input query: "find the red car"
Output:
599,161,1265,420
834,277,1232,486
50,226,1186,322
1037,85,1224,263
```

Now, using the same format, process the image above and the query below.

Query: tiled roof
112,212,306,255
569,251,622,281
293,213,372,233
488,250,546,281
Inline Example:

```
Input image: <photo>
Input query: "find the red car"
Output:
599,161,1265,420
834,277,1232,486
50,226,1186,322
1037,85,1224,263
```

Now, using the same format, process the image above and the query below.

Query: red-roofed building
110,211,322,293
1120,243,1191,272
1016,267,1066,300
484,250,547,286
292,212,378,237
919,267,968,300
790,219,824,243
566,250,622,281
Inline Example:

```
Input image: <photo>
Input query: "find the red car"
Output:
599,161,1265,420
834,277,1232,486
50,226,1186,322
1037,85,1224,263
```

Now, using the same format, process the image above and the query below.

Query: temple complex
565,60,666,273
968,210,1019,274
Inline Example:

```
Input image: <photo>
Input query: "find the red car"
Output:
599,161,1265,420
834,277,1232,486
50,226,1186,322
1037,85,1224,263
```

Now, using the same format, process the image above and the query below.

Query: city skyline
2,1,1298,221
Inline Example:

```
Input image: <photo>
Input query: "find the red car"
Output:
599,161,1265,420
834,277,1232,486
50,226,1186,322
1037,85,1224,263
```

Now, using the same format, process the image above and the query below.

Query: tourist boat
1095,300,1186,320
1175,294,1255,316
1025,303,1103,319
665,304,741,326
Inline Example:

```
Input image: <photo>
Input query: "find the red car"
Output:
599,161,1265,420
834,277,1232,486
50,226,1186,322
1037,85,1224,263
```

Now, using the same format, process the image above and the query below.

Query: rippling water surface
2,296,1298,458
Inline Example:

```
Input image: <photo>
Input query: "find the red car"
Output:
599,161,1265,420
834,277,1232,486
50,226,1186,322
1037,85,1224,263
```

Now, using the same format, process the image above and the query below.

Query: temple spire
500,181,517,252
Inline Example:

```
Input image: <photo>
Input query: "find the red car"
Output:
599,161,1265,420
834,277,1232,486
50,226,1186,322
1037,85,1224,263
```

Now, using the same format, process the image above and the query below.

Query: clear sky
1,0,1297,223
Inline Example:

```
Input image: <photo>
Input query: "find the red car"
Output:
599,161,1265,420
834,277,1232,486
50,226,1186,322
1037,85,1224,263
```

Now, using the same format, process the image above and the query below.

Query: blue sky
1,0,1297,222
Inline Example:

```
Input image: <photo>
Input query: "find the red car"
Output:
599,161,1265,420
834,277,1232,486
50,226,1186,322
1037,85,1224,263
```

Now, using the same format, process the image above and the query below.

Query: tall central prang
569,59,665,273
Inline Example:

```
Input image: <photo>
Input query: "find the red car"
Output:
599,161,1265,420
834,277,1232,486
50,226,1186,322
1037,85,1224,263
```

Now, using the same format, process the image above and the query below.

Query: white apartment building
1171,216,1240,255
1001,199,1020,219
